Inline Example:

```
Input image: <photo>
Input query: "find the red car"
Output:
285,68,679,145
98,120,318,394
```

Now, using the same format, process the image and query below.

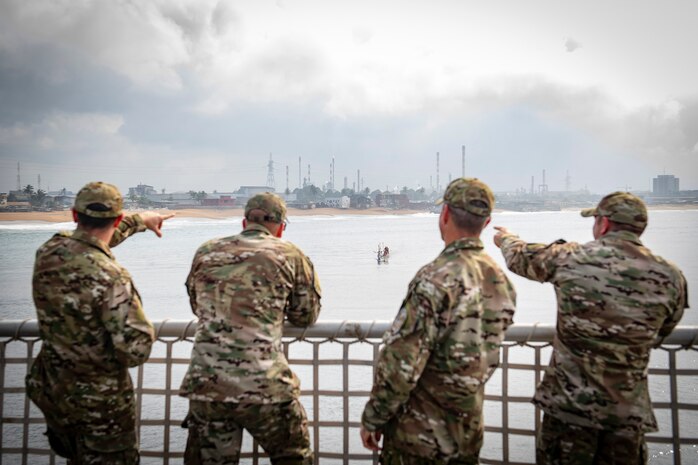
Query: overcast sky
1,0,697,195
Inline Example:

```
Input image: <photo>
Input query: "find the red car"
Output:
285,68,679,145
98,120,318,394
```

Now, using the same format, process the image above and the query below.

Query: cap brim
435,198,444,205
580,207,597,218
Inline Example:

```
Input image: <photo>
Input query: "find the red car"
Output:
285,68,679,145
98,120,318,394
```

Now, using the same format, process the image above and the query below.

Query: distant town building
237,186,275,197
653,175,679,196
374,193,409,209
128,184,157,198
201,195,236,207
0,193,7,206
322,196,350,209
7,190,30,202
350,194,372,209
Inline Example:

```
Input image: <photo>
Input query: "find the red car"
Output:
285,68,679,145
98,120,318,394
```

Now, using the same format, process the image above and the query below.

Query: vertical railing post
343,342,349,465
313,341,320,465
136,363,145,448
501,345,510,464
372,342,380,465
0,341,5,465
534,345,542,442
21,340,35,465
163,340,173,465
668,349,681,465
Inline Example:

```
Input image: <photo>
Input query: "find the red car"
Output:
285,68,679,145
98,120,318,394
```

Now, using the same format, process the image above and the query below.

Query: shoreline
0,207,429,223
0,204,695,223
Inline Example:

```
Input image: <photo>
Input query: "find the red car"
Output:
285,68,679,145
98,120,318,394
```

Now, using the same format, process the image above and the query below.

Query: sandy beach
0,207,429,223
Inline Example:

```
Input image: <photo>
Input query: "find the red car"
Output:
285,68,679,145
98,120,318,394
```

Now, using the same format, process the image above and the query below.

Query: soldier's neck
76,225,116,245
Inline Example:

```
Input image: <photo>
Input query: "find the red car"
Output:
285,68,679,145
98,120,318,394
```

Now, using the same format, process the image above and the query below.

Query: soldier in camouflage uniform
493,192,688,465
180,192,321,465
360,178,517,464
26,181,173,464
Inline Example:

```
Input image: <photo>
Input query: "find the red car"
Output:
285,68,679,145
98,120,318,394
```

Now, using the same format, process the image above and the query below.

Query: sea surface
1,211,696,464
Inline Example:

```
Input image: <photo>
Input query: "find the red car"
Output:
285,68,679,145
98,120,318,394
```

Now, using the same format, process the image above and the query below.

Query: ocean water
1,210,696,463
1,210,695,323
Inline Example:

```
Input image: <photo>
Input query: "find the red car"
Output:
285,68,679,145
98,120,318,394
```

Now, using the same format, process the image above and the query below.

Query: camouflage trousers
26,354,140,464
537,413,647,465
183,398,312,465
44,424,139,465
380,448,479,465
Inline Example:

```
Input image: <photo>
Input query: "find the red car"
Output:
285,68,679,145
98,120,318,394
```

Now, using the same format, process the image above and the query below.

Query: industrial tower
266,154,275,189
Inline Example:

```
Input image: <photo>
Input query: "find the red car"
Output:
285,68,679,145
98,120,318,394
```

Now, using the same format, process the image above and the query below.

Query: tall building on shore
653,174,679,195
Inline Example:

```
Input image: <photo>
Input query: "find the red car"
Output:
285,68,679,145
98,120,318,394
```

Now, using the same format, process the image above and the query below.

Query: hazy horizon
1,1,697,195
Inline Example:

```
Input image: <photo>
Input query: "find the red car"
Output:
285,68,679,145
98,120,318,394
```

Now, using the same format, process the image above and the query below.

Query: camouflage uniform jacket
179,223,322,404
499,230,688,432
26,215,156,441
362,237,516,458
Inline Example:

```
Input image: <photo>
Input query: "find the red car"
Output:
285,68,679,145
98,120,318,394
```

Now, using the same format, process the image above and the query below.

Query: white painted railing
1,320,696,465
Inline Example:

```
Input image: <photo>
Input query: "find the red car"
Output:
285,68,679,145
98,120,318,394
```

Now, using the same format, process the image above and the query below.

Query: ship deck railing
1,320,697,465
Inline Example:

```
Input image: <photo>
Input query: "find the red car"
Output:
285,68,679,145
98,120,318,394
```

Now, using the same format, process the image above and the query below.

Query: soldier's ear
71,209,79,223
599,216,611,236
113,214,124,228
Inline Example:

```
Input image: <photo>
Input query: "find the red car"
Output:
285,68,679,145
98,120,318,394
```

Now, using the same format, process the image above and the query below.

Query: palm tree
23,185,35,196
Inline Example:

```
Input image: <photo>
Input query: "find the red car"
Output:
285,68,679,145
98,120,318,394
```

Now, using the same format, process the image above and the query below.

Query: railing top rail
1,319,697,345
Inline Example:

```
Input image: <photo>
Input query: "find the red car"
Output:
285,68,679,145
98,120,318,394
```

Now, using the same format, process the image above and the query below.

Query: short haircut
607,219,645,235
76,203,118,229
448,204,489,234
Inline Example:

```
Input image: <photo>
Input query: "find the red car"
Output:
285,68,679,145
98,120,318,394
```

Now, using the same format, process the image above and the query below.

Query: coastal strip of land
0,207,428,223
0,204,695,223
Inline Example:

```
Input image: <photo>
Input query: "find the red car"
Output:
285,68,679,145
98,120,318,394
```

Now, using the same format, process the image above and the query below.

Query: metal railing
1,320,697,465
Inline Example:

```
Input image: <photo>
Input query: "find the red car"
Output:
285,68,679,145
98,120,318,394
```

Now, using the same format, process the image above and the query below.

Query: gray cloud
564,37,582,53
1,0,696,194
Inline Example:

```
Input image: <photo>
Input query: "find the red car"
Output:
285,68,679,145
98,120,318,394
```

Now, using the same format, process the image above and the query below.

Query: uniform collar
601,230,643,246
70,229,114,258
242,222,274,236
443,236,484,253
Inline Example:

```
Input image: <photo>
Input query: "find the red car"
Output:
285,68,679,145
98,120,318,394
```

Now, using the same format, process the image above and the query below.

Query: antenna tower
17,162,21,190
565,170,571,192
436,152,440,192
298,157,302,188
266,153,275,189
539,169,549,195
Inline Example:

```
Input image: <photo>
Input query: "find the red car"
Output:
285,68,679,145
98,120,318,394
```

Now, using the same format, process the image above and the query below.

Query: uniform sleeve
483,269,517,372
656,268,689,343
286,253,322,327
102,274,155,367
185,250,202,318
109,214,147,248
499,233,572,283
361,278,439,432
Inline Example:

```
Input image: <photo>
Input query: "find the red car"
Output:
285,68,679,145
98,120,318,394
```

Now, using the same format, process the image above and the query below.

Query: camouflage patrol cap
436,177,494,217
581,191,648,229
74,182,123,218
245,192,287,223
